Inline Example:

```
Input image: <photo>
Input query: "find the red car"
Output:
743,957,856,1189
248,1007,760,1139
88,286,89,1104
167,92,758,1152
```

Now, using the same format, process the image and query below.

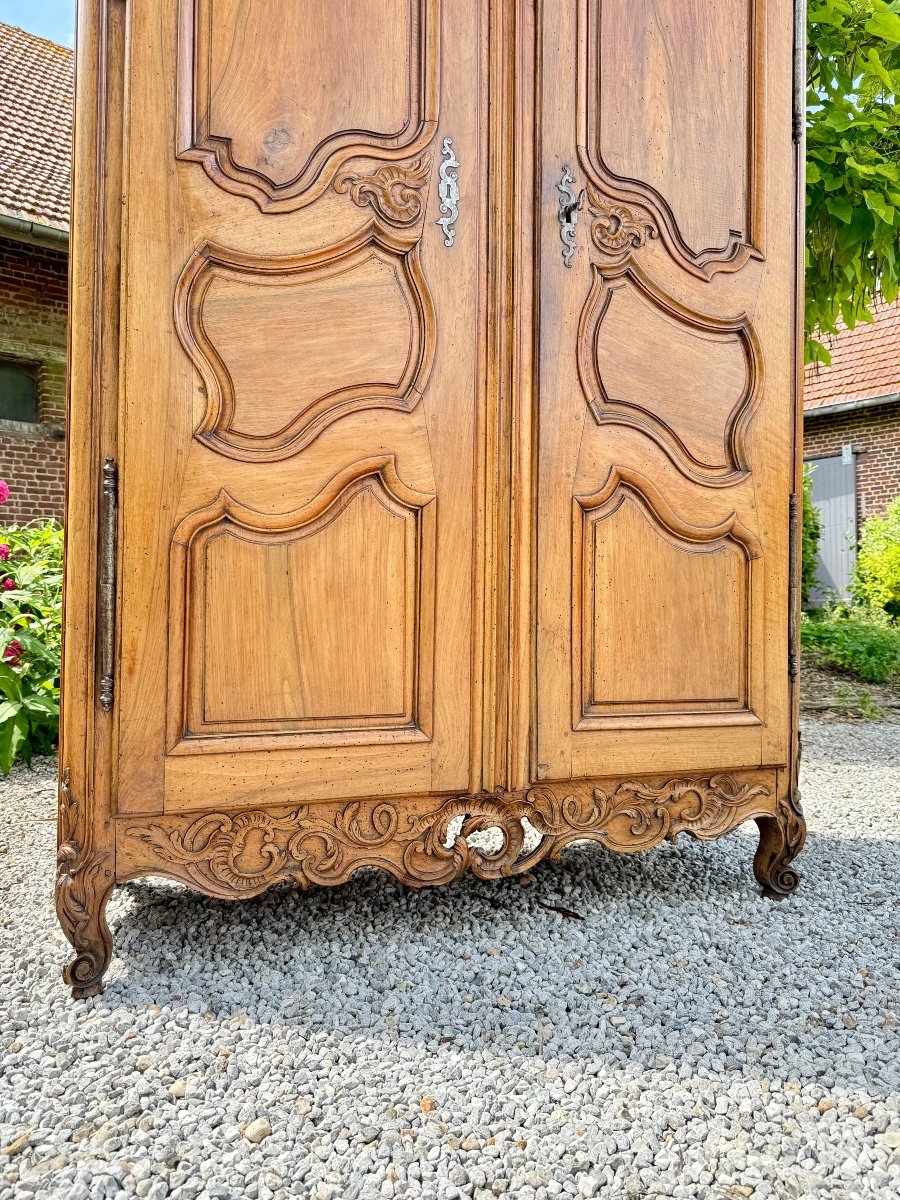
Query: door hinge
793,0,807,143
98,457,118,712
788,492,800,682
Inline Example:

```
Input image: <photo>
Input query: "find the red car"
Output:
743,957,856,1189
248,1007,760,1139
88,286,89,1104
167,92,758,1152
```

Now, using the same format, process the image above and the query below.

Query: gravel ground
1,719,898,1200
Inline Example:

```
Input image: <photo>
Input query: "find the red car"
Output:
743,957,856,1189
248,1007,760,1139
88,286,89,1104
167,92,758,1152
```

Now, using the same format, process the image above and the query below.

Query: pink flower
3,639,23,665
1,577,14,592
0,480,9,504
0,545,8,561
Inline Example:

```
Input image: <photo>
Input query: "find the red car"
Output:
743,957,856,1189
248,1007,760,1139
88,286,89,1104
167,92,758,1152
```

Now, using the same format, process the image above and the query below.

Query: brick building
804,302,900,601
0,23,72,524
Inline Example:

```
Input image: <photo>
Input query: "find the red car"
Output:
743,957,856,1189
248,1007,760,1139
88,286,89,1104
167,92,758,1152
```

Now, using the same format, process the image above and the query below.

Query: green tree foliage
801,464,823,604
806,1,900,363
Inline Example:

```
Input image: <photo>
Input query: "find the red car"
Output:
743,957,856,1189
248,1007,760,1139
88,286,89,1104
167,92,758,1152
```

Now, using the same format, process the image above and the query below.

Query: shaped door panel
169,459,435,749
176,228,435,460
573,471,761,725
579,0,765,277
178,0,439,211
578,265,761,483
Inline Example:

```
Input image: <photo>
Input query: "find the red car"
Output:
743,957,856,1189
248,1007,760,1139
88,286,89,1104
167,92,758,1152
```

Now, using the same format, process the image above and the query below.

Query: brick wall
804,400,900,523
0,234,68,524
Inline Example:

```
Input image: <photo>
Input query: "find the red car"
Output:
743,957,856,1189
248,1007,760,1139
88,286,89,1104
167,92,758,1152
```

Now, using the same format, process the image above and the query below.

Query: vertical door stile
481,0,534,794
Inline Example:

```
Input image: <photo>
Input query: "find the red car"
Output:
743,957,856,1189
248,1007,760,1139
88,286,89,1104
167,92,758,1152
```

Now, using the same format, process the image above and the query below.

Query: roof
805,300,900,414
0,23,73,234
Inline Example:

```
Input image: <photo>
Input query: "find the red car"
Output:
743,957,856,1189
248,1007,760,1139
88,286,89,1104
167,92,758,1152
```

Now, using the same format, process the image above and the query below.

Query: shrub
0,484,63,773
801,603,900,684
801,464,822,606
852,496,900,617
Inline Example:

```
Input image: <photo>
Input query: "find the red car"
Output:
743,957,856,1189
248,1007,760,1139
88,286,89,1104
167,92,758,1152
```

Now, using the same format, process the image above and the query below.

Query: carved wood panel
573,469,760,727
177,0,439,211
578,264,762,485
175,226,435,461
167,458,435,749
578,0,765,278
117,768,778,897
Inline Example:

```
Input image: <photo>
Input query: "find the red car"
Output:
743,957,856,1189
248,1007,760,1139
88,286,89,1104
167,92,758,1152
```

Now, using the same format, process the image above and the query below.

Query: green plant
0,491,63,774
857,687,884,718
801,464,823,605
832,681,855,714
831,681,884,717
801,603,900,682
806,1,900,363
852,496,900,615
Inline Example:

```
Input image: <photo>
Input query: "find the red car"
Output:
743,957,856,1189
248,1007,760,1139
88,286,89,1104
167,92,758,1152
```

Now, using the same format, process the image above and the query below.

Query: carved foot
754,795,806,900
56,842,114,999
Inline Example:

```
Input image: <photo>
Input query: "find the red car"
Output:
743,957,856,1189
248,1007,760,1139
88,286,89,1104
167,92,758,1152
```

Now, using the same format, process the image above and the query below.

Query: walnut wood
117,770,779,897
60,0,805,997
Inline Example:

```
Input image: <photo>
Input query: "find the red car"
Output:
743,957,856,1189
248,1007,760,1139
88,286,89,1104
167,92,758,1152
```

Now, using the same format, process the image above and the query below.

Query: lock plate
557,165,584,267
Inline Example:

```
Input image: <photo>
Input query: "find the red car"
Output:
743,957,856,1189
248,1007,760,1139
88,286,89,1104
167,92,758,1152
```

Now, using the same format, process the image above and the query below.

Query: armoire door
535,0,798,781
114,0,488,814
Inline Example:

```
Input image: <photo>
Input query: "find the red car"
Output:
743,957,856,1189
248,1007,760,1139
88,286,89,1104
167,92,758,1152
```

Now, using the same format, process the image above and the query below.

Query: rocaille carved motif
587,186,657,261
122,773,773,898
334,156,432,226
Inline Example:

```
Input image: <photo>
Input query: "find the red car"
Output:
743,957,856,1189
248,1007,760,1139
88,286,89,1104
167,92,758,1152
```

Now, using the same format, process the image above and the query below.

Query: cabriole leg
754,795,806,899
56,768,115,998
56,848,114,998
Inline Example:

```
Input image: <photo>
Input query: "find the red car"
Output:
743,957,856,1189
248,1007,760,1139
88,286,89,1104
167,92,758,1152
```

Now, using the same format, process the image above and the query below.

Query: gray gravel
1,718,898,1200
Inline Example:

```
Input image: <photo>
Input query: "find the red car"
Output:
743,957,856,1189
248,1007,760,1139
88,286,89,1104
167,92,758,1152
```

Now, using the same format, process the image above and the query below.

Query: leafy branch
806,0,900,362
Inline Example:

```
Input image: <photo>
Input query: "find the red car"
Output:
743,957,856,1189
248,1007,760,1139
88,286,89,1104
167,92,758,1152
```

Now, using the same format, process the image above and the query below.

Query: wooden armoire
58,0,807,996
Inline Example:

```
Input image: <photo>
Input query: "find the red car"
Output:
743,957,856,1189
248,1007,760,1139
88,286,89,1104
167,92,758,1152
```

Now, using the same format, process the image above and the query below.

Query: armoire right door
535,0,798,782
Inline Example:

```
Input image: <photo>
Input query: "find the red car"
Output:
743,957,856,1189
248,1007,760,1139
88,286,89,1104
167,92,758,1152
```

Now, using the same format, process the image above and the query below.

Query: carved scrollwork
334,156,432,226
56,768,114,998
120,771,776,899
587,185,657,262
583,775,771,852
754,735,806,898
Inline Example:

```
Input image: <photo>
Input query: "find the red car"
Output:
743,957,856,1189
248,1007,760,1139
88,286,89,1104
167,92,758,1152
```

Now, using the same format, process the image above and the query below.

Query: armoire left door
112,0,488,815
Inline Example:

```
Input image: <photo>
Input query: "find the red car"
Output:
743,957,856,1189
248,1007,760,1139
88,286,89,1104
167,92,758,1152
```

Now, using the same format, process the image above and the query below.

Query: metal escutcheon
436,137,460,247
557,164,585,268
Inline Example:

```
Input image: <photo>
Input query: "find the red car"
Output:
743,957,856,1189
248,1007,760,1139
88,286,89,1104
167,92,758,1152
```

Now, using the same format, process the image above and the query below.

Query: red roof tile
0,23,73,233
805,300,900,412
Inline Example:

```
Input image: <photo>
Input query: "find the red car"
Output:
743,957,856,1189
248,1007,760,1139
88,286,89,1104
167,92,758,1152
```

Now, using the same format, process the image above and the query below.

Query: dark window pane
0,360,39,423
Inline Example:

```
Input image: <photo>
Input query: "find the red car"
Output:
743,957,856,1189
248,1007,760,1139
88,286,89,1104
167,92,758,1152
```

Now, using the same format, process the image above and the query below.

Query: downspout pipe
0,213,70,251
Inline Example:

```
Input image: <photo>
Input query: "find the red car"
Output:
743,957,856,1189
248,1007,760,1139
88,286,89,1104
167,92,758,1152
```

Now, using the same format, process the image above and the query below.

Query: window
0,359,39,424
